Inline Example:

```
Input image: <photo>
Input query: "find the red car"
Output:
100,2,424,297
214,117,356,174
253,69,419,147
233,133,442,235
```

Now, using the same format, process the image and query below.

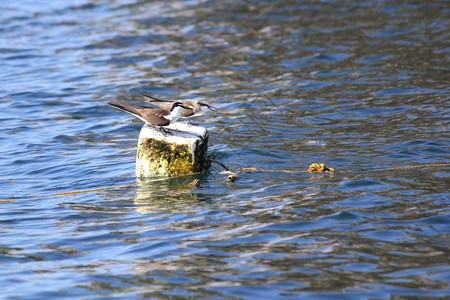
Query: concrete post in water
136,122,209,177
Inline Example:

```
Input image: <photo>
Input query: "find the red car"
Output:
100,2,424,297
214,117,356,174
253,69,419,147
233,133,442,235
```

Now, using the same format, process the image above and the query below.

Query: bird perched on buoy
142,94,217,119
108,99,191,131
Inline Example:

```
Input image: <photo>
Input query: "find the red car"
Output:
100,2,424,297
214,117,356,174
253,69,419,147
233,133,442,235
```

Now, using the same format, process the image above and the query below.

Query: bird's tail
107,99,143,118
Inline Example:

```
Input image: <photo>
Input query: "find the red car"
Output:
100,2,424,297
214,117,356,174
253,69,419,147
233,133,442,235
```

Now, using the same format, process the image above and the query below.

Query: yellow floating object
227,173,238,182
308,163,335,173
189,178,201,188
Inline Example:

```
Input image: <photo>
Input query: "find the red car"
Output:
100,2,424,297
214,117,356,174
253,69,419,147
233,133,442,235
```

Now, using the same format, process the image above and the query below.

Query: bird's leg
184,118,193,127
185,117,198,127
158,126,172,135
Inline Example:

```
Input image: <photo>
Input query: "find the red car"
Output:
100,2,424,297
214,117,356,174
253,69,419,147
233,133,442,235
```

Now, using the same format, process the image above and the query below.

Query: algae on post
135,124,209,178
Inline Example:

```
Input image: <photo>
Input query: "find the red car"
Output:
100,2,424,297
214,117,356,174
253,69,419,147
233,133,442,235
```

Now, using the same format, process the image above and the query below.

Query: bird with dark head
108,99,190,129
142,94,218,119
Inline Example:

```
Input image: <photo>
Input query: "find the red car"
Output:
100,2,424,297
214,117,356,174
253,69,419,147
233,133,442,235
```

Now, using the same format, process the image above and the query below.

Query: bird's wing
143,94,176,103
141,108,171,126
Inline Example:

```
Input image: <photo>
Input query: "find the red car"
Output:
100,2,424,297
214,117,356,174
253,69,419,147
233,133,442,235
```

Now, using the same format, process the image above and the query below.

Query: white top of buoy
139,122,208,145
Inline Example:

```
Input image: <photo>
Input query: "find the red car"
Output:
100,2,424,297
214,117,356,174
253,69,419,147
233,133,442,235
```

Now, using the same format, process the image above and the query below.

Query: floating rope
53,182,138,195
208,155,335,181
1,162,448,201
208,157,449,181
373,163,450,172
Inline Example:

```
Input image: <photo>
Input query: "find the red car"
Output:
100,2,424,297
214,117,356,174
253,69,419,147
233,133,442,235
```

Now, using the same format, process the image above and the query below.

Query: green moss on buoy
136,123,209,177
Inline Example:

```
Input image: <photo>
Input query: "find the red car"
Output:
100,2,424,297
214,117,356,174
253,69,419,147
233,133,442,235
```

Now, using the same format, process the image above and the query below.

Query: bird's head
198,101,218,112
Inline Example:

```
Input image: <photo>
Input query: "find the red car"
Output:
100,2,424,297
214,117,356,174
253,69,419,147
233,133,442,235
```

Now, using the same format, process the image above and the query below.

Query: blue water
1,0,449,299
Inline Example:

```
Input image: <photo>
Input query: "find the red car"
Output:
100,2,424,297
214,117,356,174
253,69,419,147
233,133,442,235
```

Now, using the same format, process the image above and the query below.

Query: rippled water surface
1,0,449,299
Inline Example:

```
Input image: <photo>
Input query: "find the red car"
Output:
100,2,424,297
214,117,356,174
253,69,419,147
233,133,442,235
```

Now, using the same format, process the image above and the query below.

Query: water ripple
1,0,449,299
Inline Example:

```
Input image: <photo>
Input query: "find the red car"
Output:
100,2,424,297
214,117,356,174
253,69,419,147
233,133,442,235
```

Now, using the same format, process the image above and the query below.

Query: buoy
135,122,209,177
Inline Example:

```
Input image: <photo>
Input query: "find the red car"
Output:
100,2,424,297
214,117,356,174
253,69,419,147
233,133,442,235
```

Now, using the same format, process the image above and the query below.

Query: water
1,0,449,299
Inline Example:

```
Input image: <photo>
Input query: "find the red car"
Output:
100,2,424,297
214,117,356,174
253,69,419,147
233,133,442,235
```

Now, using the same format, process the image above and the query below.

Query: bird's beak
206,104,218,112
